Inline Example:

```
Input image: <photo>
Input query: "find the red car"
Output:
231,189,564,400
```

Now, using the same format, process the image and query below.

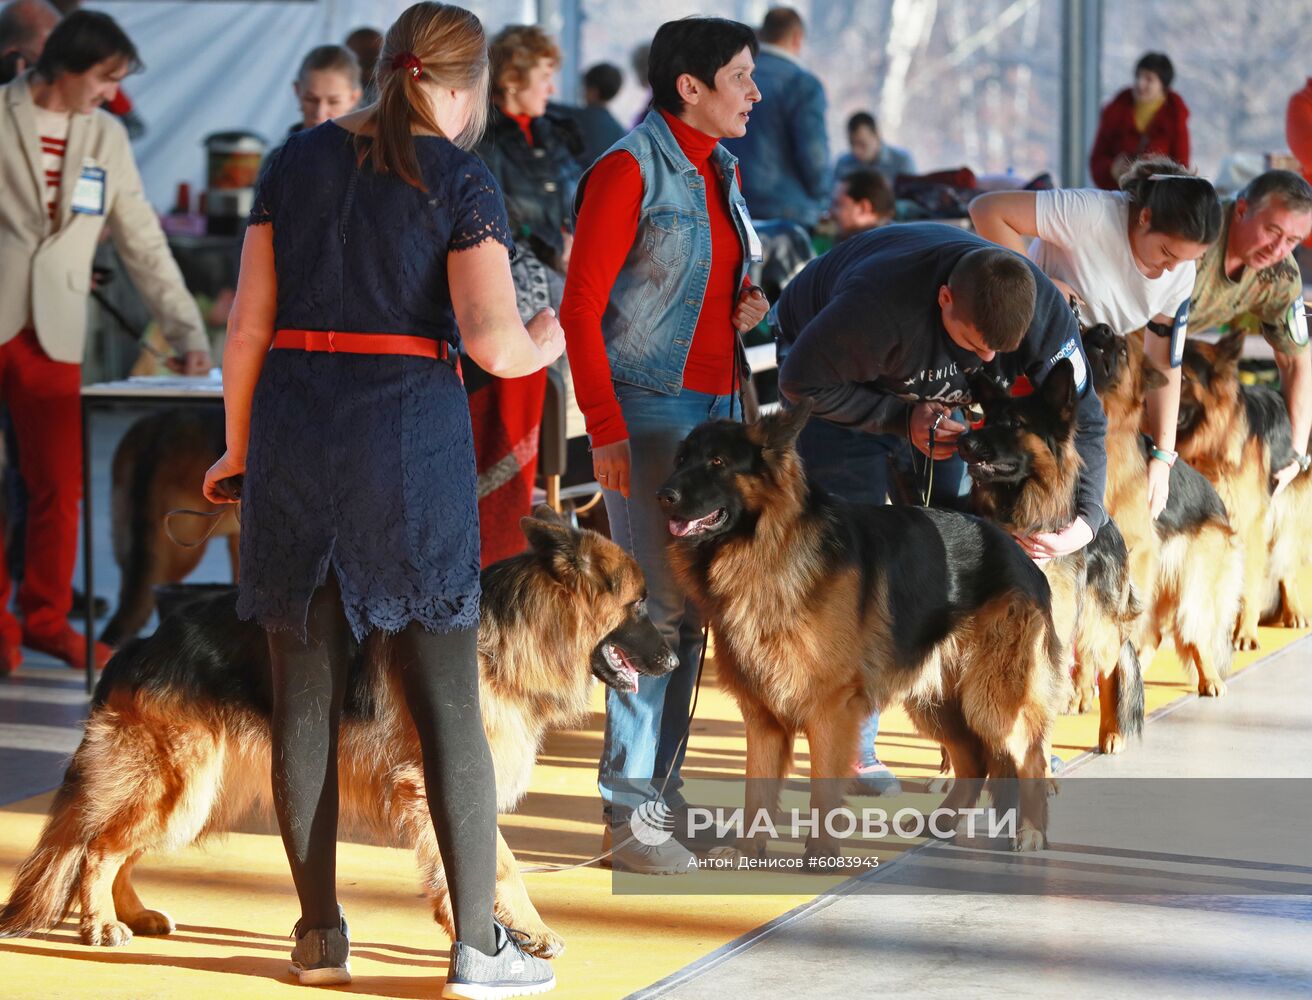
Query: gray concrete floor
637,640,1312,1000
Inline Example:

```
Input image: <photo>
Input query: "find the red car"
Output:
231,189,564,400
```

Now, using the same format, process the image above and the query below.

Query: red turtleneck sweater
560,109,744,448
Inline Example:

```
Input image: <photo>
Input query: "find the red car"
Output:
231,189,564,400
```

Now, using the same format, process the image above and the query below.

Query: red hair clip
391,51,422,79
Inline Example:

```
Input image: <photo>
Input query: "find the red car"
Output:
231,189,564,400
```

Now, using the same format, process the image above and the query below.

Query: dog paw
1012,827,1047,852
81,919,133,947
1099,731,1125,755
803,838,844,864
519,924,565,960
1076,689,1098,715
1232,632,1260,652
124,909,174,936
1197,677,1227,698
735,835,769,860
1279,610,1311,629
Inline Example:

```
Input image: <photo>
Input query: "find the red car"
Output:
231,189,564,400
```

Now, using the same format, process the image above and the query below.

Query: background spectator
343,25,381,104
1287,76,1312,266
0,10,209,673
830,166,894,238
259,46,361,183
563,61,626,168
722,6,829,230
472,24,582,565
834,111,916,185
1089,51,1190,190
0,0,58,84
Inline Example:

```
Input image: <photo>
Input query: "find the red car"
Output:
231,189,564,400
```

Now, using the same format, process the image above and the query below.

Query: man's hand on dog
203,450,246,504
733,286,769,332
910,402,966,459
593,439,632,498
1014,516,1093,565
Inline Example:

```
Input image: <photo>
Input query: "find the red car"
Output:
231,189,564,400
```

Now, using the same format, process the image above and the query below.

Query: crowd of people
3,1,1312,997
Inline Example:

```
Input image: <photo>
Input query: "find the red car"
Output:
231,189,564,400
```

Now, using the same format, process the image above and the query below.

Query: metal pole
537,0,583,106
1060,0,1102,188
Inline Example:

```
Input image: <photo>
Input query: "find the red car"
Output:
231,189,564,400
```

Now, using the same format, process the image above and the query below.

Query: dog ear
1213,330,1245,367
1039,358,1076,422
1140,362,1168,391
520,513,576,560
530,503,565,524
760,398,812,450
966,369,1008,406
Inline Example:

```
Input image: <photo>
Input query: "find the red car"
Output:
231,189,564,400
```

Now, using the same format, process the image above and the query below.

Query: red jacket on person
1088,87,1191,190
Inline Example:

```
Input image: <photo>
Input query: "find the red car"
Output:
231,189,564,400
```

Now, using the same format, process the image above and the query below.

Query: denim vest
574,110,754,394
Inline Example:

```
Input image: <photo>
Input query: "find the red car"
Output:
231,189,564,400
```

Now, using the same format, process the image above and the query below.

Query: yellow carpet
1,588,1307,999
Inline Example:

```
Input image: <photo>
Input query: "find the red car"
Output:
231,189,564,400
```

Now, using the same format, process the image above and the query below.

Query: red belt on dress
272,329,453,364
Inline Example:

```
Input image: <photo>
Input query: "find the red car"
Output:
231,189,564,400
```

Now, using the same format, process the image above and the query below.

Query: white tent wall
86,1,532,208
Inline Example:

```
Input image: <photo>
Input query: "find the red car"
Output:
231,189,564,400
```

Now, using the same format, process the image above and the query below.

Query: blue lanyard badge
70,165,106,216
1170,299,1189,368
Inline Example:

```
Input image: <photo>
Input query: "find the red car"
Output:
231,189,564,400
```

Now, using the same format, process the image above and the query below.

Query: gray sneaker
599,811,696,874
442,921,555,999
288,907,351,985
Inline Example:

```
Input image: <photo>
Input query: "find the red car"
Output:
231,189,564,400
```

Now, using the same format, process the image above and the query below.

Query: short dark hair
847,111,877,135
842,169,894,218
1238,169,1312,216
1120,156,1222,245
583,61,622,102
297,44,360,88
760,6,803,43
34,9,140,80
648,16,757,114
1134,51,1174,90
948,248,1036,352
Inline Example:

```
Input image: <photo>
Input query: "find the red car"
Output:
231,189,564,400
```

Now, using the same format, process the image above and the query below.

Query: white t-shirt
32,105,70,225
1028,188,1195,334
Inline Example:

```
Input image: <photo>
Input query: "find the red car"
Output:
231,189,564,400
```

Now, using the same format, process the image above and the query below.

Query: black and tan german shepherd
1176,331,1312,648
100,408,238,647
1082,325,1241,692
659,401,1063,854
958,360,1145,754
0,507,673,958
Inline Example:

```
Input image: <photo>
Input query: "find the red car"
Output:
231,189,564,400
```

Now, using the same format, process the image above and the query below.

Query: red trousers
0,329,82,640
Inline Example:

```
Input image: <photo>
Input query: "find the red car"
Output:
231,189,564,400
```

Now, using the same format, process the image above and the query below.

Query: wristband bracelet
1296,453,1311,473
1149,445,1177,467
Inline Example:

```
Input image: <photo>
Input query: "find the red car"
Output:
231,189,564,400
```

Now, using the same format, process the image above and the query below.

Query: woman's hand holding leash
1146,457,1171,519
203,451,246,504
1014,516,1094,565
733,286,769,332
910,403,965,459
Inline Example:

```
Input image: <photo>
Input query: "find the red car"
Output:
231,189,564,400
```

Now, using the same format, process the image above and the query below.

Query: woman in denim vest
560,17,768,874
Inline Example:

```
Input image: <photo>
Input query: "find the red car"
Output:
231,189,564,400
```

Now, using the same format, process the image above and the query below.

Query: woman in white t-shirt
970,157,1222,517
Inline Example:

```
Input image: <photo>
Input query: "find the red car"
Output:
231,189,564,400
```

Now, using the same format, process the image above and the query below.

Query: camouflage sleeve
1257,261,1308,356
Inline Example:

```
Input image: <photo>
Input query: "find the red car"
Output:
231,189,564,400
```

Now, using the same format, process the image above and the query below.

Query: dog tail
0,761,88,937
1115,639,1145,741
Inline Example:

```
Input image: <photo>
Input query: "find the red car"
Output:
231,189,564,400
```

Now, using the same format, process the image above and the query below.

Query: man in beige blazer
0,9,210,673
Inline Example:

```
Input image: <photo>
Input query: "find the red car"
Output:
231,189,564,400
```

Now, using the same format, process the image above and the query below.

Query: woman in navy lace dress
202,4,563,995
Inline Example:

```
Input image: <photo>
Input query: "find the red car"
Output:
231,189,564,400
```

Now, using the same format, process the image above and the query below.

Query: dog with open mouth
659,401,1064,855
0,506,674,959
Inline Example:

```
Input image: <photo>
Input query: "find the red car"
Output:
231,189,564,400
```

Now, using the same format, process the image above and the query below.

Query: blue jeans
795,416,970,764
598,385,735,820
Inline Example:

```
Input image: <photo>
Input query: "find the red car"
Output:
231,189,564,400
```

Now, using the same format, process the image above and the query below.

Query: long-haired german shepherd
1176,331,1312,648
1082,325,1242,693
0,507,674,958
659,401,1063,854
957,360,1145,754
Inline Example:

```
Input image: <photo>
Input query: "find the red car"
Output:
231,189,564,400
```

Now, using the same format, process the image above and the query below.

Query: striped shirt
32,105,70,224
